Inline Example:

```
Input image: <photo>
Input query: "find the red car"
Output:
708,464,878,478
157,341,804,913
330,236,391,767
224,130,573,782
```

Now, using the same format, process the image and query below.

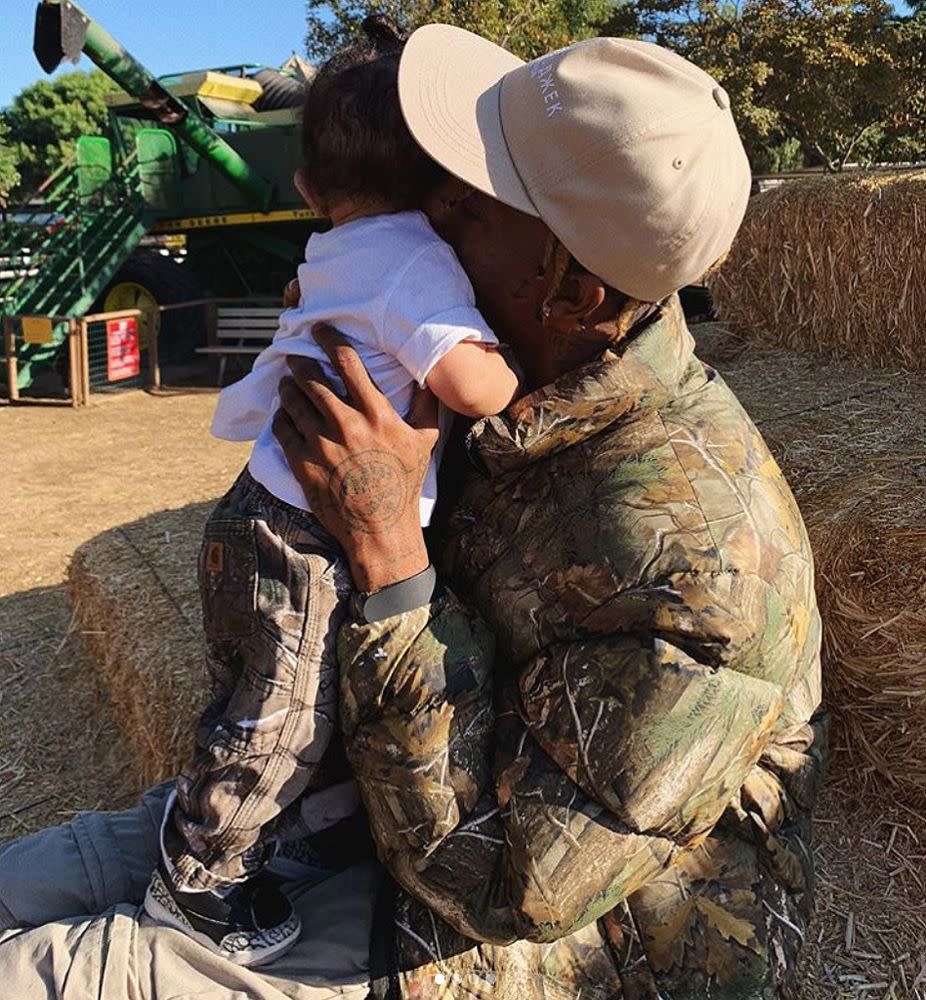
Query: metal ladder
0,152,149,394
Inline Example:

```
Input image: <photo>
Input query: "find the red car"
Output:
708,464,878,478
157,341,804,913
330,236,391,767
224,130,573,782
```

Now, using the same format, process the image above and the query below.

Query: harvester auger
1,0,322,398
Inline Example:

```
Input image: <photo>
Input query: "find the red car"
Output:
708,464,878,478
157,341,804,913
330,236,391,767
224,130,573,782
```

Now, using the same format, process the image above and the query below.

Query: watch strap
356,565,438,623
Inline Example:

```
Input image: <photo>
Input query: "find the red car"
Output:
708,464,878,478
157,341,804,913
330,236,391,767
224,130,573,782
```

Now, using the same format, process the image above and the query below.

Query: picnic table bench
196,304,278,384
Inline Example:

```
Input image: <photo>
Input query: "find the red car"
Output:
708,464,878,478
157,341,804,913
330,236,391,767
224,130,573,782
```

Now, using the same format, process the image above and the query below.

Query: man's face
424,180,553,383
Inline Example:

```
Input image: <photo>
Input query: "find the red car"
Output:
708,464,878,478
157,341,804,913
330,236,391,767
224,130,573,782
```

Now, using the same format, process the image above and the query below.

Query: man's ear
294,168,324,216
546,271,607,329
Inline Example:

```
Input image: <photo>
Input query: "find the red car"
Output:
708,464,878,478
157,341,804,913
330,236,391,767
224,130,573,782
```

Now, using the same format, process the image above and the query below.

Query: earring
540,304,552,322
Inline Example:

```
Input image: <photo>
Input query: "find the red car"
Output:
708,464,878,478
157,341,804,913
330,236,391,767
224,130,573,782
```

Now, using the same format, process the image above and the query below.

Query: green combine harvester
1,0,323,398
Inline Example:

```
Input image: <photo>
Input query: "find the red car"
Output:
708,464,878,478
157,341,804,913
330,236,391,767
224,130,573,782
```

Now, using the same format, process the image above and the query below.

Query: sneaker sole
143,874,301,968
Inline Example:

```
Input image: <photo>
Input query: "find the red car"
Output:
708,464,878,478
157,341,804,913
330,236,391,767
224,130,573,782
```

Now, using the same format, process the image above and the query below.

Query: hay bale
68,501,214,784
0,584,142,839
707,172,926,368
695,324,926,800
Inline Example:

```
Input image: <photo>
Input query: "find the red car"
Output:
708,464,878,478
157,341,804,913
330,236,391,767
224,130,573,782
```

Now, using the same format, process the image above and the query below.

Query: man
0,26,823,1000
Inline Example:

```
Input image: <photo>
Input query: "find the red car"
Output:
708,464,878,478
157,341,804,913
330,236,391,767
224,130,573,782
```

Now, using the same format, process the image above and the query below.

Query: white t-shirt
211,211,497,525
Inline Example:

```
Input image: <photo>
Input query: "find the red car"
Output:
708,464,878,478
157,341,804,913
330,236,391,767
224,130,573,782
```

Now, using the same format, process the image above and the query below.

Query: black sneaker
143,859,301,967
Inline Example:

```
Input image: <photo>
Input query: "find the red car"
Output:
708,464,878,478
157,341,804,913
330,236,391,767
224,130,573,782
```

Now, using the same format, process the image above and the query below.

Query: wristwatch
352,565,438,623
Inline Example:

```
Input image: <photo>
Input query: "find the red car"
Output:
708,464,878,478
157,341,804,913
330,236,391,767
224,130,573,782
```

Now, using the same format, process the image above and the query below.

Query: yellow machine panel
21,316,55,345
150,207,319,233
106,71,263,110
172,71,264,104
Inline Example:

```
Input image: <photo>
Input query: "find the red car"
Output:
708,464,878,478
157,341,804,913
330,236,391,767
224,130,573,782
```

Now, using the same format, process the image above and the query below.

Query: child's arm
426,341,520,418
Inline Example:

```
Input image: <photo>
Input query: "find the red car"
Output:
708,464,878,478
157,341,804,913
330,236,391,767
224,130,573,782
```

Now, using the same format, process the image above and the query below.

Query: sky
0,0,912,109
0,0,308,109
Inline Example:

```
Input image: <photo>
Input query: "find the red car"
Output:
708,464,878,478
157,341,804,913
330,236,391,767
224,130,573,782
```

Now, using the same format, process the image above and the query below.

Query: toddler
142,18,517,966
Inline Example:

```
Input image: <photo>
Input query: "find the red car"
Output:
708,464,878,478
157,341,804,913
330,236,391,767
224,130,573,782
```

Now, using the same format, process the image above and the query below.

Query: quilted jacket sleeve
338,576,787,945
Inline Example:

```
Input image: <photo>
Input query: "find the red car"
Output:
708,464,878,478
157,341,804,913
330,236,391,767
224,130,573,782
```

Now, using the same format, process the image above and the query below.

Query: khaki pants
0,782,376,1000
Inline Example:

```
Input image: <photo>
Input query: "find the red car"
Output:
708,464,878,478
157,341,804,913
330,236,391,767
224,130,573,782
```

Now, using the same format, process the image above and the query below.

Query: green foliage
750,137,805,175
623,0,926,172
305,0,615,60
751,0,925,171
305,0,926,172
0,119,21,208
2,70,118,198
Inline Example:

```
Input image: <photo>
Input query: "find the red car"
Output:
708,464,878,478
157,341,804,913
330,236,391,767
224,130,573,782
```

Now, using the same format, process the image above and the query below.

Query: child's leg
167,473,351,892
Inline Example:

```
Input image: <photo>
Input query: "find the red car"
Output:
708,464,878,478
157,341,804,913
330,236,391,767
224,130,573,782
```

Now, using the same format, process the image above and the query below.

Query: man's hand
273,324,440,594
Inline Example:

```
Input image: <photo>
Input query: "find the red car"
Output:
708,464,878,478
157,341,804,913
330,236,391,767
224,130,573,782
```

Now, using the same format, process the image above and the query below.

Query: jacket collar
467,295,695,476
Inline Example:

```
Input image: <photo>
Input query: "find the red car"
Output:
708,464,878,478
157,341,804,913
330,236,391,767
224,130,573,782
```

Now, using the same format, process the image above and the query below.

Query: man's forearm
339,587,496,857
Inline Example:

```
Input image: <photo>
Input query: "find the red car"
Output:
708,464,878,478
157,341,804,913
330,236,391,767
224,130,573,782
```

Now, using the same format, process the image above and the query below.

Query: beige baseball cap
398,25,751,302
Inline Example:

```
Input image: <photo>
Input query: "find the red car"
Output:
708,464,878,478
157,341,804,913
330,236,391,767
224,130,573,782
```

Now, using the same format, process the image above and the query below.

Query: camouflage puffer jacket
339,296,825,1000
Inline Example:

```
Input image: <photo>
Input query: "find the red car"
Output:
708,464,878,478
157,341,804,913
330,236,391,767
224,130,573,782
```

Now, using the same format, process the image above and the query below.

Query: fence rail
2,297,279,406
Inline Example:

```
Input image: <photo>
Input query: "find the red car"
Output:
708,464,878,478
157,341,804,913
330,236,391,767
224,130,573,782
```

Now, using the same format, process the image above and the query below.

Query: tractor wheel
95,250,205,366
251,69,306,111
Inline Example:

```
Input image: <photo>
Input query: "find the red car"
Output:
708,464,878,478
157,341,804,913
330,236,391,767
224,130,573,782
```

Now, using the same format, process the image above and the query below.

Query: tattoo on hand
328,449,414,531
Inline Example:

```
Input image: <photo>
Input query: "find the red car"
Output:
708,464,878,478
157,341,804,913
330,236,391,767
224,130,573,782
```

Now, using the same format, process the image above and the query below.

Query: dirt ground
1,388,249,594
0,386,923,997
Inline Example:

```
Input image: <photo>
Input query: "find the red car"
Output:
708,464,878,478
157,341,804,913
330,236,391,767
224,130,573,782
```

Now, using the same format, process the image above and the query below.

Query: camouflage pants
169,470,355,891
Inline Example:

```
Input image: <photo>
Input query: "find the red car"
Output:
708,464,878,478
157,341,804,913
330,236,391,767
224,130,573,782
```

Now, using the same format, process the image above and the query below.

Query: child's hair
300,15,446,212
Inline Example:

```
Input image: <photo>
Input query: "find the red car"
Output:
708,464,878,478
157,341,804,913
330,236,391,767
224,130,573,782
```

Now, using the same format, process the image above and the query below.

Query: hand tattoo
328,449,415,532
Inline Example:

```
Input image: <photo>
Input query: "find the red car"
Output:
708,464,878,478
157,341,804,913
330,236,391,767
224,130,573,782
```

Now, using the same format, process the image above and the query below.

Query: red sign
106,317,141,382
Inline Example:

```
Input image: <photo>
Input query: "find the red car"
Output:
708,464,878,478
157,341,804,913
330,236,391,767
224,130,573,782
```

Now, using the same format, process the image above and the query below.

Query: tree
305,0,616,61
623,0,926,172
0,120,21,209
303,0,926,172
2,70,118,198
749,0,926,171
